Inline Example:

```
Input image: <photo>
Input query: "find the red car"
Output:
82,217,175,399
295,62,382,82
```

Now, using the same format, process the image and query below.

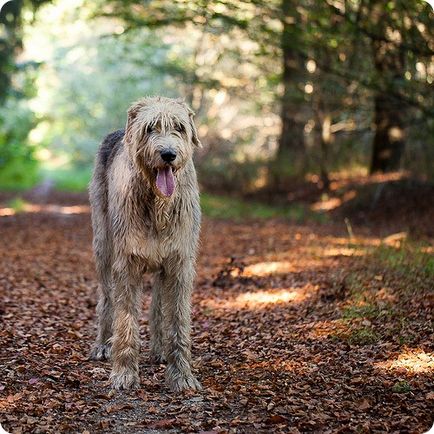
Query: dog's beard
156,166,175,197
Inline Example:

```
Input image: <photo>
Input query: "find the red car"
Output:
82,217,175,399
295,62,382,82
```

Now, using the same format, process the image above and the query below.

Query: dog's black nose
160,150,176,162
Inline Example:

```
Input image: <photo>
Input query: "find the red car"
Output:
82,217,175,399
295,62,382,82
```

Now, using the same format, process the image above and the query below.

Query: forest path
0,193,432,433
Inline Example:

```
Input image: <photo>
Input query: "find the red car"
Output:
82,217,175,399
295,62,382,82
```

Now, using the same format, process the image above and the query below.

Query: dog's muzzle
160,149,176,163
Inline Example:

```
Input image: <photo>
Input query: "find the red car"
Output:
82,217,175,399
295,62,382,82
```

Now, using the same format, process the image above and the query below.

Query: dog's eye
146,125,154,134
174,123,185,133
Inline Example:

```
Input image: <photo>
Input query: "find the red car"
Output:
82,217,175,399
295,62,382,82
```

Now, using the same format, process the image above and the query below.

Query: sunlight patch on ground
382,232,408,248
0,208,15,216
323,236,381,247
202,286,314,310
375,349,434,374
311,197,342,211
236,288,302,304
242,257,326,276
321,247,367,257
299,244,369,259
0,203,90,217
311,190,357,212
243,261,296,277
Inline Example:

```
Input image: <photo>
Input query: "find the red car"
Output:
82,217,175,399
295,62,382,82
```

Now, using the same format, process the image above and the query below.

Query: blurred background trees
0,0,433,194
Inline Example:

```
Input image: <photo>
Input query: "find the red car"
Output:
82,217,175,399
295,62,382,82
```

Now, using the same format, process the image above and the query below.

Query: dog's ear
187,108,202,149
125,105,139,146
125,101,147,146
175,98,202,149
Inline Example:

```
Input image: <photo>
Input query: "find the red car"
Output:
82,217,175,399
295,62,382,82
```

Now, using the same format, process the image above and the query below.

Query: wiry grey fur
89,96,202,392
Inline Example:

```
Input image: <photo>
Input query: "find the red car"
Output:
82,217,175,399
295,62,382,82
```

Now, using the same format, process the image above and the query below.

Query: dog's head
124,96,202,198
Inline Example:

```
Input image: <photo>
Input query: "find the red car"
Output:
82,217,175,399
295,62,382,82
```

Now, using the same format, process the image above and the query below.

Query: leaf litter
0,192,432,433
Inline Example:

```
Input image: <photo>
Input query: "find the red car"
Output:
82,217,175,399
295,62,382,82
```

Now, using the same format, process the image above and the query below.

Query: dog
89,96,202,392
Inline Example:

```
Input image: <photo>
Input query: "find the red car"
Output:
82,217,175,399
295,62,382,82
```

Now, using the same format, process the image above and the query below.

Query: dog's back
98,129,125,172
89,129,125,243
90,129,124,199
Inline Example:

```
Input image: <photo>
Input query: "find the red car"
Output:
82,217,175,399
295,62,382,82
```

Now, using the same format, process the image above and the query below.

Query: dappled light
375,350,434,374
323,172,410,192
243,256,327,274
382,232,408,248
321,246,367,257
301,244,370,258
0,203,90,217
235,288,308,305
242,261,295,277
1,194,432,432
311,196,342,211
0,0,433,431
311,190,357,212
317,235,381,248
201,286,314,310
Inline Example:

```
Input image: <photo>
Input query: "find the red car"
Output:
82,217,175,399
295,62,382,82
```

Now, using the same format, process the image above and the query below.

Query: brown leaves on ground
0,192,433,433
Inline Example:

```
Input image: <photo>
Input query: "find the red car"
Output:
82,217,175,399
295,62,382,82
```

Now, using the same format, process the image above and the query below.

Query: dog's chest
125,200,179,269
128,234,173,270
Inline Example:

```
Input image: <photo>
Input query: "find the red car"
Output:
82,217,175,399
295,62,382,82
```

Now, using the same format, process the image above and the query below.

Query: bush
0,97,39,190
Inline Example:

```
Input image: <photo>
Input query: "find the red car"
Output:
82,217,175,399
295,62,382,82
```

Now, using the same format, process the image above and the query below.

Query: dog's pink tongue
156,167,175,197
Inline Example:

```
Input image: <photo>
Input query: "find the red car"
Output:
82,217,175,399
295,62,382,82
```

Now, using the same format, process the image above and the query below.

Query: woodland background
0,0,433,194
0,1,433,433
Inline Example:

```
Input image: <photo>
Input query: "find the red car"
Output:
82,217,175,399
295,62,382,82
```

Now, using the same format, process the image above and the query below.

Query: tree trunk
0,0,23,102
271,0,305,188
369,2,406,174
319,113,332,190
370,94,405,173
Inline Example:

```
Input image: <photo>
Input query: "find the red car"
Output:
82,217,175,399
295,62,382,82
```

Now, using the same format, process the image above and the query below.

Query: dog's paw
90,343,112,361
166,373,202,392
110,369,140,390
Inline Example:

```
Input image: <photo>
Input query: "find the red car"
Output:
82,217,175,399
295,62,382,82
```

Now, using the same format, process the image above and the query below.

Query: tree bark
272,0,305,187
370,94,405,173
369,2,406,174
0,0,22,102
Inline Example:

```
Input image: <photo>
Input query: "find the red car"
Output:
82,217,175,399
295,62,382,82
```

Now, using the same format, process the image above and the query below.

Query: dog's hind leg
149,270,166,364
162,258,201,392
90,230,114,361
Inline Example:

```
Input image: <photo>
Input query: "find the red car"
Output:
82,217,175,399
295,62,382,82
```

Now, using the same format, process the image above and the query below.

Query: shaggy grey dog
89,96,202,392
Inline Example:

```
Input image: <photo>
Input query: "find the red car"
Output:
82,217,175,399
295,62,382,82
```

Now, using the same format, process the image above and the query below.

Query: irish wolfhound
89,96,202,392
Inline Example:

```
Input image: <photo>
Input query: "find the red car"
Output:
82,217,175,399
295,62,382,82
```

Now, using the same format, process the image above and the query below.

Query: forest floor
0,184,433,433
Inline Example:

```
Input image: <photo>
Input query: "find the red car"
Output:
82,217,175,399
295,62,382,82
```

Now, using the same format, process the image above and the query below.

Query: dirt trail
0,193,432,433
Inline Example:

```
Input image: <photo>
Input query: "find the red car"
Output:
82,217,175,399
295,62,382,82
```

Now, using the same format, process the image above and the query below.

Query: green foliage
0,97,39,190
40,165,92,192
342,304,381,320
392,380,412,394
201,193,322,222
374,243,434,281
347,327,379,345
29,20,175,166
0,0,22,102
6,197,27,213
1,0,434,191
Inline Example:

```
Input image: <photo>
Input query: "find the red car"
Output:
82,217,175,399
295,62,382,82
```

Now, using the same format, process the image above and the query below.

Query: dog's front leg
110,260,142,390
149,271,166,364
162,259,201,392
